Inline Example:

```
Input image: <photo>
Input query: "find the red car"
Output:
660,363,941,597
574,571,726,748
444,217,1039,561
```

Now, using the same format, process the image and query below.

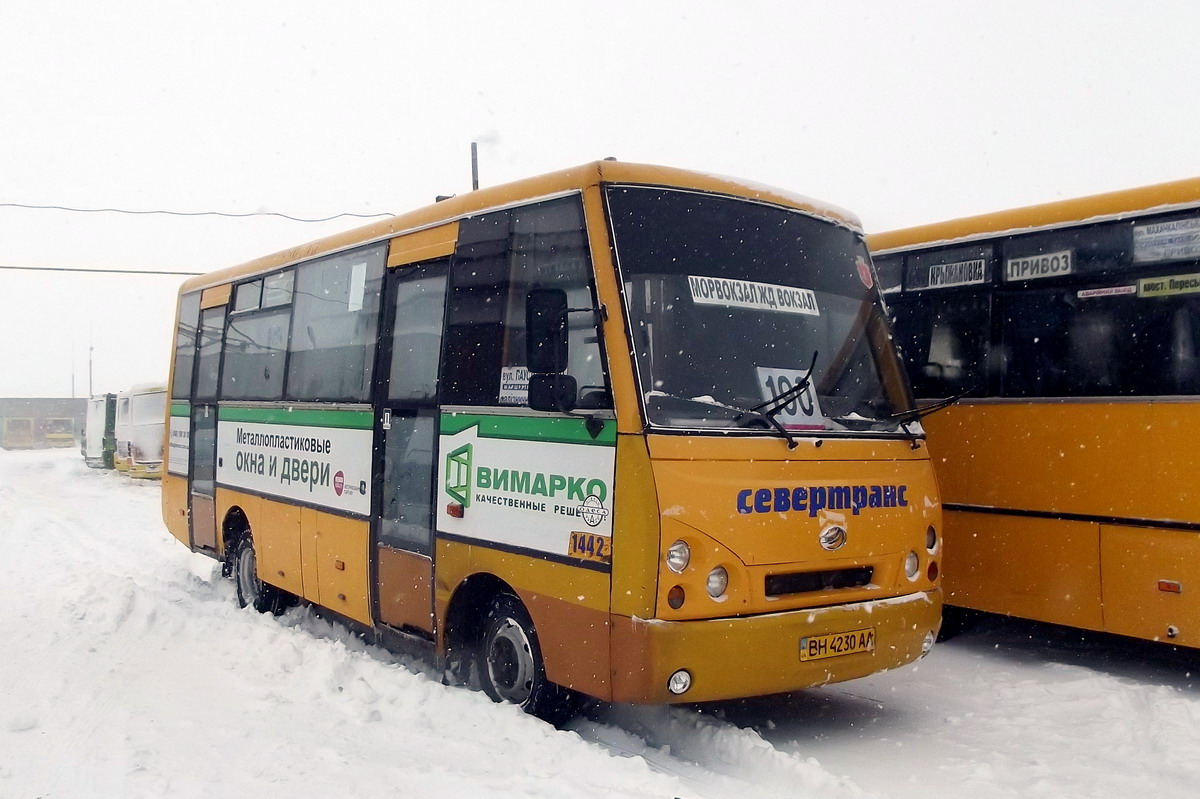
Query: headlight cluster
906,525,941,583
663,538,732,609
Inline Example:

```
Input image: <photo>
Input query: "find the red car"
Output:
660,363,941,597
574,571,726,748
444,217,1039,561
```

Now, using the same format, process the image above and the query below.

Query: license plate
799,628,875,662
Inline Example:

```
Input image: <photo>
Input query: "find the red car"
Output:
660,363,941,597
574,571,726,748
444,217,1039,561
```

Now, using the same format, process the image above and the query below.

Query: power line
0,264,202,276
0,201,394,224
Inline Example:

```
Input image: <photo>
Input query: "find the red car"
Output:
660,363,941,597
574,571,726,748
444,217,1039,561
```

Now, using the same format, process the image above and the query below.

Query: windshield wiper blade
734,350,819,450
748,350,819,418
890,383,979,424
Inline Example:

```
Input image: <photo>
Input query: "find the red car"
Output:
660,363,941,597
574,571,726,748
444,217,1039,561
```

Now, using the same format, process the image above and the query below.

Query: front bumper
609,589,942,703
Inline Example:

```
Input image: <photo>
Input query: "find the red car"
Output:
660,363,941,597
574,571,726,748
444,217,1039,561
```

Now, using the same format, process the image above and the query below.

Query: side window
222,270,293,401
442,196,606,408
1000,288,1200,398
388,267,448,403
194,307,226,401
892,293,989,399
222,308,290,400
287,245,385,402
171,292,202,400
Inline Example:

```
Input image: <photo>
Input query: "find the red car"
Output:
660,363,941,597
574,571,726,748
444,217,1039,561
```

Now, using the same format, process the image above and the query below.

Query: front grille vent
764,566,873,597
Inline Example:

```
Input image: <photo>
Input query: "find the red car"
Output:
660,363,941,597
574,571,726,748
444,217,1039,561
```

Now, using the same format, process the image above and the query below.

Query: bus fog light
904,550,920,581
667,669,692,695
922,631,935,654
667,585,686,609
926,525,938,552
666,540,691,573
706,566,729,598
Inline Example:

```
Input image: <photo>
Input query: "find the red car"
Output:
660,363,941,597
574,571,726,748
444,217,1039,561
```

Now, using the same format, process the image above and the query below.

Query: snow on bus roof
869,175,1200,254
178,161,865,294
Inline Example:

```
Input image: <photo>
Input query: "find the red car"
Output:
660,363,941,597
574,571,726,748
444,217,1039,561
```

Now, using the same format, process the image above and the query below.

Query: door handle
382,409,392,431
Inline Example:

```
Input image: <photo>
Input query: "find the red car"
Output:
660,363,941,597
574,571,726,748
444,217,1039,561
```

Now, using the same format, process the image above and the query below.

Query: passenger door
189,305,226,552
373,258,449,634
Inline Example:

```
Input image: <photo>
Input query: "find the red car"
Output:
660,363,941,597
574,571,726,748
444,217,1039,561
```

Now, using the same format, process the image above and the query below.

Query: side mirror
528,373,577,413
526,288,569,374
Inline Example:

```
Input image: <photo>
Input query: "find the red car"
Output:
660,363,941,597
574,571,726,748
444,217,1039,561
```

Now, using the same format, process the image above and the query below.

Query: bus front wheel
477,593,579,724
233,535,287,615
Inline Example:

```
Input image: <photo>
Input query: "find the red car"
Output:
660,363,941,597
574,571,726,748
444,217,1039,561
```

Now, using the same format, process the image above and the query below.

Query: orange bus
164,161,942,720
870,177,1200,647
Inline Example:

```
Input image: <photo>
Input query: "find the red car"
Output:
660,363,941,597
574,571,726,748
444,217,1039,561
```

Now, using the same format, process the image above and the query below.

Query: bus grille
764,566,874,597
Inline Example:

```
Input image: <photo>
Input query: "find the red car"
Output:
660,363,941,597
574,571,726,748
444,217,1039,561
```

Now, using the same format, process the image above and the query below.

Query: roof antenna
471,141,480,191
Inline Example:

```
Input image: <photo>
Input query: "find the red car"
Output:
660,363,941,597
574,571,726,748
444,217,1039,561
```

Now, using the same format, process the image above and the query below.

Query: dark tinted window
892,293,989,398
999,285,1200,397
442,196,604,407
873,255,903,295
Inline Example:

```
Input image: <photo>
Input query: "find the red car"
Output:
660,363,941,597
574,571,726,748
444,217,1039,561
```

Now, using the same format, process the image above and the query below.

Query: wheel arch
221,505,251,562
441,572,520,667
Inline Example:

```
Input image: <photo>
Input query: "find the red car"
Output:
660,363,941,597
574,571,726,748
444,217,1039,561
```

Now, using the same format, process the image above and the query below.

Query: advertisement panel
436,413,616,565
167,411,190,476
214,407,374,516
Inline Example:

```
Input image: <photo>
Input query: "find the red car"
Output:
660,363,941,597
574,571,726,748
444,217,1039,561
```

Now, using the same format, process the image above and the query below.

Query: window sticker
1134,217,1200,264
914,258,987,291
348,262,367,312
498,366,530,405
754,366,826,429
688,275,819,316
1078,285,1136,299
1138,272,1200,298
1005,250,1073,281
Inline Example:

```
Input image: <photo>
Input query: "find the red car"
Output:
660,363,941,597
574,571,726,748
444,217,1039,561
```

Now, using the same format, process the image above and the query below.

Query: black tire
477,593,580,725
233,535,288,615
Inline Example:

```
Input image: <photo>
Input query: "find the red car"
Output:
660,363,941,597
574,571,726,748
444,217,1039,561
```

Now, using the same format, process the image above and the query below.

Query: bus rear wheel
233,535,288,615
477,593,580,725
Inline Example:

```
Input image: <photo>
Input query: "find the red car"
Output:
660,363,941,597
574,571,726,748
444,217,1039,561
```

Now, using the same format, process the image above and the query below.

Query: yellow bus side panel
255,499,304,598
300,507,320,602
377,546,434,634
306,510,371,626
387,223,459,267
1101,525,1200,646
610,434,660,619
435,539,611,700
926,402,1197,523
200,284,231,309
943,510,1103,630
161,473,190,546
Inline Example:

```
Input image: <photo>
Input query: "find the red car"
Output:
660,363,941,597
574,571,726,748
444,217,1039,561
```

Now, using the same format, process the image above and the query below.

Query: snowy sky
4,0,1200,397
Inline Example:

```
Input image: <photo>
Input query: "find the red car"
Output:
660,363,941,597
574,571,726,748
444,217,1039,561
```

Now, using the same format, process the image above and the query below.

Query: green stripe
170,402,190,417
440,412,615,445
219,406,373,429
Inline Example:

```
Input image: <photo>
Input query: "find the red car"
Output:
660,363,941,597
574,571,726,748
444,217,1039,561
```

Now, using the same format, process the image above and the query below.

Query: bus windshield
606,186,913,434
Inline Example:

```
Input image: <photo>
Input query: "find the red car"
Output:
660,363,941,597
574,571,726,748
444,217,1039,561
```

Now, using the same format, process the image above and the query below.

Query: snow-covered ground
2,448,1198,798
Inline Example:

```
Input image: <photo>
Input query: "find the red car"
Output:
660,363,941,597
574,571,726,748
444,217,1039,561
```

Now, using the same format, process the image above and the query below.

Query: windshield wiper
890,383,979,424
733,350,819,450
886,384,979,449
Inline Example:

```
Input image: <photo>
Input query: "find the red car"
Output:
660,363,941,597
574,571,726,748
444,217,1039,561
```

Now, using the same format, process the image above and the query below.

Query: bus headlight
904,550,920,581
666,540,691,573
706,566,729,598
926,525,939,552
